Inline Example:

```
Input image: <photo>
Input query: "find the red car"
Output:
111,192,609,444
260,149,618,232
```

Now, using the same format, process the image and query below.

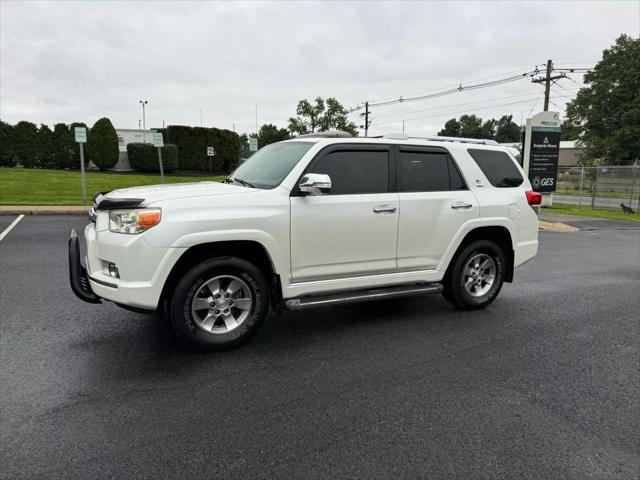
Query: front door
290,145,399,283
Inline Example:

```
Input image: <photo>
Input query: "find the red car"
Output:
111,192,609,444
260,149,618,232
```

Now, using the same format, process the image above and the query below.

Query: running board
284,283,443,310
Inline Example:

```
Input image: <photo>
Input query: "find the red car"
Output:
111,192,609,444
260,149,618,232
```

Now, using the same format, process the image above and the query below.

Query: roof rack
381,133,498,145
297,130,353,138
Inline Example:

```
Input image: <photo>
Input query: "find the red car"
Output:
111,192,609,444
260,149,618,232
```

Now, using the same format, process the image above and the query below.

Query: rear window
399,151,467,192
468,149,523,188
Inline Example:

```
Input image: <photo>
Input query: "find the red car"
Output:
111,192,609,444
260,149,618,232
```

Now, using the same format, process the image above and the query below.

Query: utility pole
532,60,566,111
200,109,203,127
360,101,370,137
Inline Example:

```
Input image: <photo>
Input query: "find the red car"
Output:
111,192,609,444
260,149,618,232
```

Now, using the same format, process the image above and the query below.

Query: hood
104,181,252,205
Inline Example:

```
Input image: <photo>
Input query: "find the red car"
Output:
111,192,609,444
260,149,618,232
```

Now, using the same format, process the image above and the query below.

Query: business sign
153,132,164,148
74,127,87,143
523,111,561,193
248,137,258,152
207,146,215,156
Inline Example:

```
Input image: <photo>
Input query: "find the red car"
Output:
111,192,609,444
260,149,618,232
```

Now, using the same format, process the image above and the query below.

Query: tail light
526,191,542,206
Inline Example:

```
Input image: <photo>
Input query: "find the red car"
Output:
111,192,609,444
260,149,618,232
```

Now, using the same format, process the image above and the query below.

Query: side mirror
299,173,332,195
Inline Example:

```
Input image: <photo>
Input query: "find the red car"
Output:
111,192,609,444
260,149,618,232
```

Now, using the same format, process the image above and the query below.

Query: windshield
228,141,314,189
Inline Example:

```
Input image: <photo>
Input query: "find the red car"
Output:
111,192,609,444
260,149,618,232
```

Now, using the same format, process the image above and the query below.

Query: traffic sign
248,138,258,152
207,146,215,156
153,132,164,148
74,127,87,143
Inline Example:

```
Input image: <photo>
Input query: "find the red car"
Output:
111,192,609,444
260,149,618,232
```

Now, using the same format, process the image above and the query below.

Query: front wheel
168,256,270,351
442,240,505,310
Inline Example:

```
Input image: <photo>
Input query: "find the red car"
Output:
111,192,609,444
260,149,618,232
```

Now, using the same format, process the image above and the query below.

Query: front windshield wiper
225,177,256,188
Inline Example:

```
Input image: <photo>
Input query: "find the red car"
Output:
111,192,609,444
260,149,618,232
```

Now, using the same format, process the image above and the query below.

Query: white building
112,129,156,171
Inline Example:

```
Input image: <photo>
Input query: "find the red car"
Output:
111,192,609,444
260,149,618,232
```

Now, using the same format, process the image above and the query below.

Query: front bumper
68,229,102,304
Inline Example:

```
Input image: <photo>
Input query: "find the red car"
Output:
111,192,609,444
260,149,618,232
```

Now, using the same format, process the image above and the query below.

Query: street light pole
139,100,148,142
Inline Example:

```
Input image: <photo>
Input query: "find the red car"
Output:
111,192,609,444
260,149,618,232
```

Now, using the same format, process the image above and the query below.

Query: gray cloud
1,0,638,136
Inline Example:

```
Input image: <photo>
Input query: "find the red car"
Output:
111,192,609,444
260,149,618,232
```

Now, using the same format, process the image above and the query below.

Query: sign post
153,132,165,183
248,137,258,153
207,146,215,176
74,127,88,203
523,111,561,206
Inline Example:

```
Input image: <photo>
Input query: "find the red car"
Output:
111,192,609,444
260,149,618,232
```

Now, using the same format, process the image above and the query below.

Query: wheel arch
159,240,282,309
444,226,515,283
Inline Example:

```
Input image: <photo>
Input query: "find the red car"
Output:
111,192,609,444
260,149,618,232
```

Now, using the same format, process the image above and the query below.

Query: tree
13,121,39,167
560,119,580,141
51,123,73,169
566,34,640,164
36,124,54,168
481,118,498,139
252,123,290,148
0,121,17,167
438,118,461,137
458,114,484,138
87,117,119,170
495,115,521,143
288,97,358,136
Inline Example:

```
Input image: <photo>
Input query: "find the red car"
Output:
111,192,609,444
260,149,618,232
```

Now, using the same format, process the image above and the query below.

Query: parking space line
0,214,25,242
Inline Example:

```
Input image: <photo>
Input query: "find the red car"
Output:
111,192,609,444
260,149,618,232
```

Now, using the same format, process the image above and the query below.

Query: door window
308,150,389,195
399,151,466,192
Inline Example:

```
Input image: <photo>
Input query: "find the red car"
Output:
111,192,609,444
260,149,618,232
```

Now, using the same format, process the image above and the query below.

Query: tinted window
468,148,523,188
309,150,388,194
399,151,467,192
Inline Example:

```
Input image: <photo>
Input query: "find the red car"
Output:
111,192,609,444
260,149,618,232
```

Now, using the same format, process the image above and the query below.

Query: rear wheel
442,240,505,310
168,256,270,351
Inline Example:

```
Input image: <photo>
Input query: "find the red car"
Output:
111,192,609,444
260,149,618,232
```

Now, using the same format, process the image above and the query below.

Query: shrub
87,117,119,170
36,124,55,169
13,121,39,167
51,123,73,169
0,121,17,167
164,125,241,173
127,143,178,173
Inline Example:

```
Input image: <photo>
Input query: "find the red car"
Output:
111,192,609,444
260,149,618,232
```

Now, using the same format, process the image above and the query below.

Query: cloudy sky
1,1,638,136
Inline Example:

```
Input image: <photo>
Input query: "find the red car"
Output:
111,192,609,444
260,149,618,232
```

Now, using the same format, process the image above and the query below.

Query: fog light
107,263,120,278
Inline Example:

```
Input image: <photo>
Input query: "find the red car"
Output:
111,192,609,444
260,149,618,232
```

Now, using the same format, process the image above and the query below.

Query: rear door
290,144,399,282
396,146,478,271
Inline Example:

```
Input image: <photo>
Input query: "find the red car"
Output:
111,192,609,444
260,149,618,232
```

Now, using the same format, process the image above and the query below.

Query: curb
0,206,90,215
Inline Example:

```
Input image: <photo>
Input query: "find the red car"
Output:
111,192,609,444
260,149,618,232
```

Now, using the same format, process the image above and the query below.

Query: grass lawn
0,168,226,205
543,203,640,222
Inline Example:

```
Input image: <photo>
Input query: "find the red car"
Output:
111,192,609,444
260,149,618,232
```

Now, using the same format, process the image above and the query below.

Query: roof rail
297,130,353,138
382,133,498,145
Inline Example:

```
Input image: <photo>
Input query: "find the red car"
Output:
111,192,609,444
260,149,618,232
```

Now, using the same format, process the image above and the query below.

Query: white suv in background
69,132,540,351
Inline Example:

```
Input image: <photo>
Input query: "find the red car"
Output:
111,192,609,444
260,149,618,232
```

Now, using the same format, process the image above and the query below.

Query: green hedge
127,143,178,172
87,118,118,170
163,125,241,173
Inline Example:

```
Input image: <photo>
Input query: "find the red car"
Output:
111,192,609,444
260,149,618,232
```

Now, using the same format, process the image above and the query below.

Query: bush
51,123,73,169
36,124,55,169
127,143,178,173
164,125,241,173
13,121,39,167
0,121,17,167
87,117,119,170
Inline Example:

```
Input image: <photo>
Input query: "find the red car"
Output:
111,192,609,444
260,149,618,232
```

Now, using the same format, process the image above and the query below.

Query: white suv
69,133,540,351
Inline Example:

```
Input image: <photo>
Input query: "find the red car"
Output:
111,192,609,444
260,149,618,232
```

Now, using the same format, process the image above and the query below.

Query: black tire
442,240,505,310
168,256,270,351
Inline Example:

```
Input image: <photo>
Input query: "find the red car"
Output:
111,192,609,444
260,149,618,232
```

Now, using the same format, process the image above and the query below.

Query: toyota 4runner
69,133,540,351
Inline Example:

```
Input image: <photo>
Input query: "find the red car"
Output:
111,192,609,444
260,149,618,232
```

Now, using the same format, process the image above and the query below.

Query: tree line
437,114,521,142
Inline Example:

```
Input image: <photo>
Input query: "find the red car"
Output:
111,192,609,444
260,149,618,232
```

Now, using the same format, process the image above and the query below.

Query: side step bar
284,283,443,310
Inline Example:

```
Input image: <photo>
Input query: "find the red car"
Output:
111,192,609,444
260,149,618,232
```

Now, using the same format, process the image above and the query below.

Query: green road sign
153,132,164,147
74,127,87,143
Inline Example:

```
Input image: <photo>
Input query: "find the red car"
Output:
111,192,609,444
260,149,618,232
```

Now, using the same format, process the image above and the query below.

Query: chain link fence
555,165,640,211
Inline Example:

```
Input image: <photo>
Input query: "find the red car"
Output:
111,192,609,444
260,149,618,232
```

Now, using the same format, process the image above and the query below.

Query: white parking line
0,214,25,242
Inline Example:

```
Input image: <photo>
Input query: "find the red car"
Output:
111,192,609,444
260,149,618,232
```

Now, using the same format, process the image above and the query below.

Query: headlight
109,208,161,234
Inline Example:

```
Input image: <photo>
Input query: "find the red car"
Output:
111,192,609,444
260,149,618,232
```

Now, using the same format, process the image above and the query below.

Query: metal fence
555,165,640,211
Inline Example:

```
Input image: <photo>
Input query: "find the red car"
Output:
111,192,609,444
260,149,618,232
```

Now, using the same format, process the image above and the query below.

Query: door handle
451,201,473,209
373,205,397,214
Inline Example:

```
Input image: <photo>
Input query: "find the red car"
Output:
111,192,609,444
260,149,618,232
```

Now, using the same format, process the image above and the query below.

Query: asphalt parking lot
1,215,639,479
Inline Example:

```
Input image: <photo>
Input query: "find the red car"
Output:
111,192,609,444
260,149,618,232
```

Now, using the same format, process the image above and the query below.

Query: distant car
69,133,540,351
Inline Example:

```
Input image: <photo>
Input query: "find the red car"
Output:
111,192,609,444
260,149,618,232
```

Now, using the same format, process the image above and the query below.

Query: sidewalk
0,205,90,215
